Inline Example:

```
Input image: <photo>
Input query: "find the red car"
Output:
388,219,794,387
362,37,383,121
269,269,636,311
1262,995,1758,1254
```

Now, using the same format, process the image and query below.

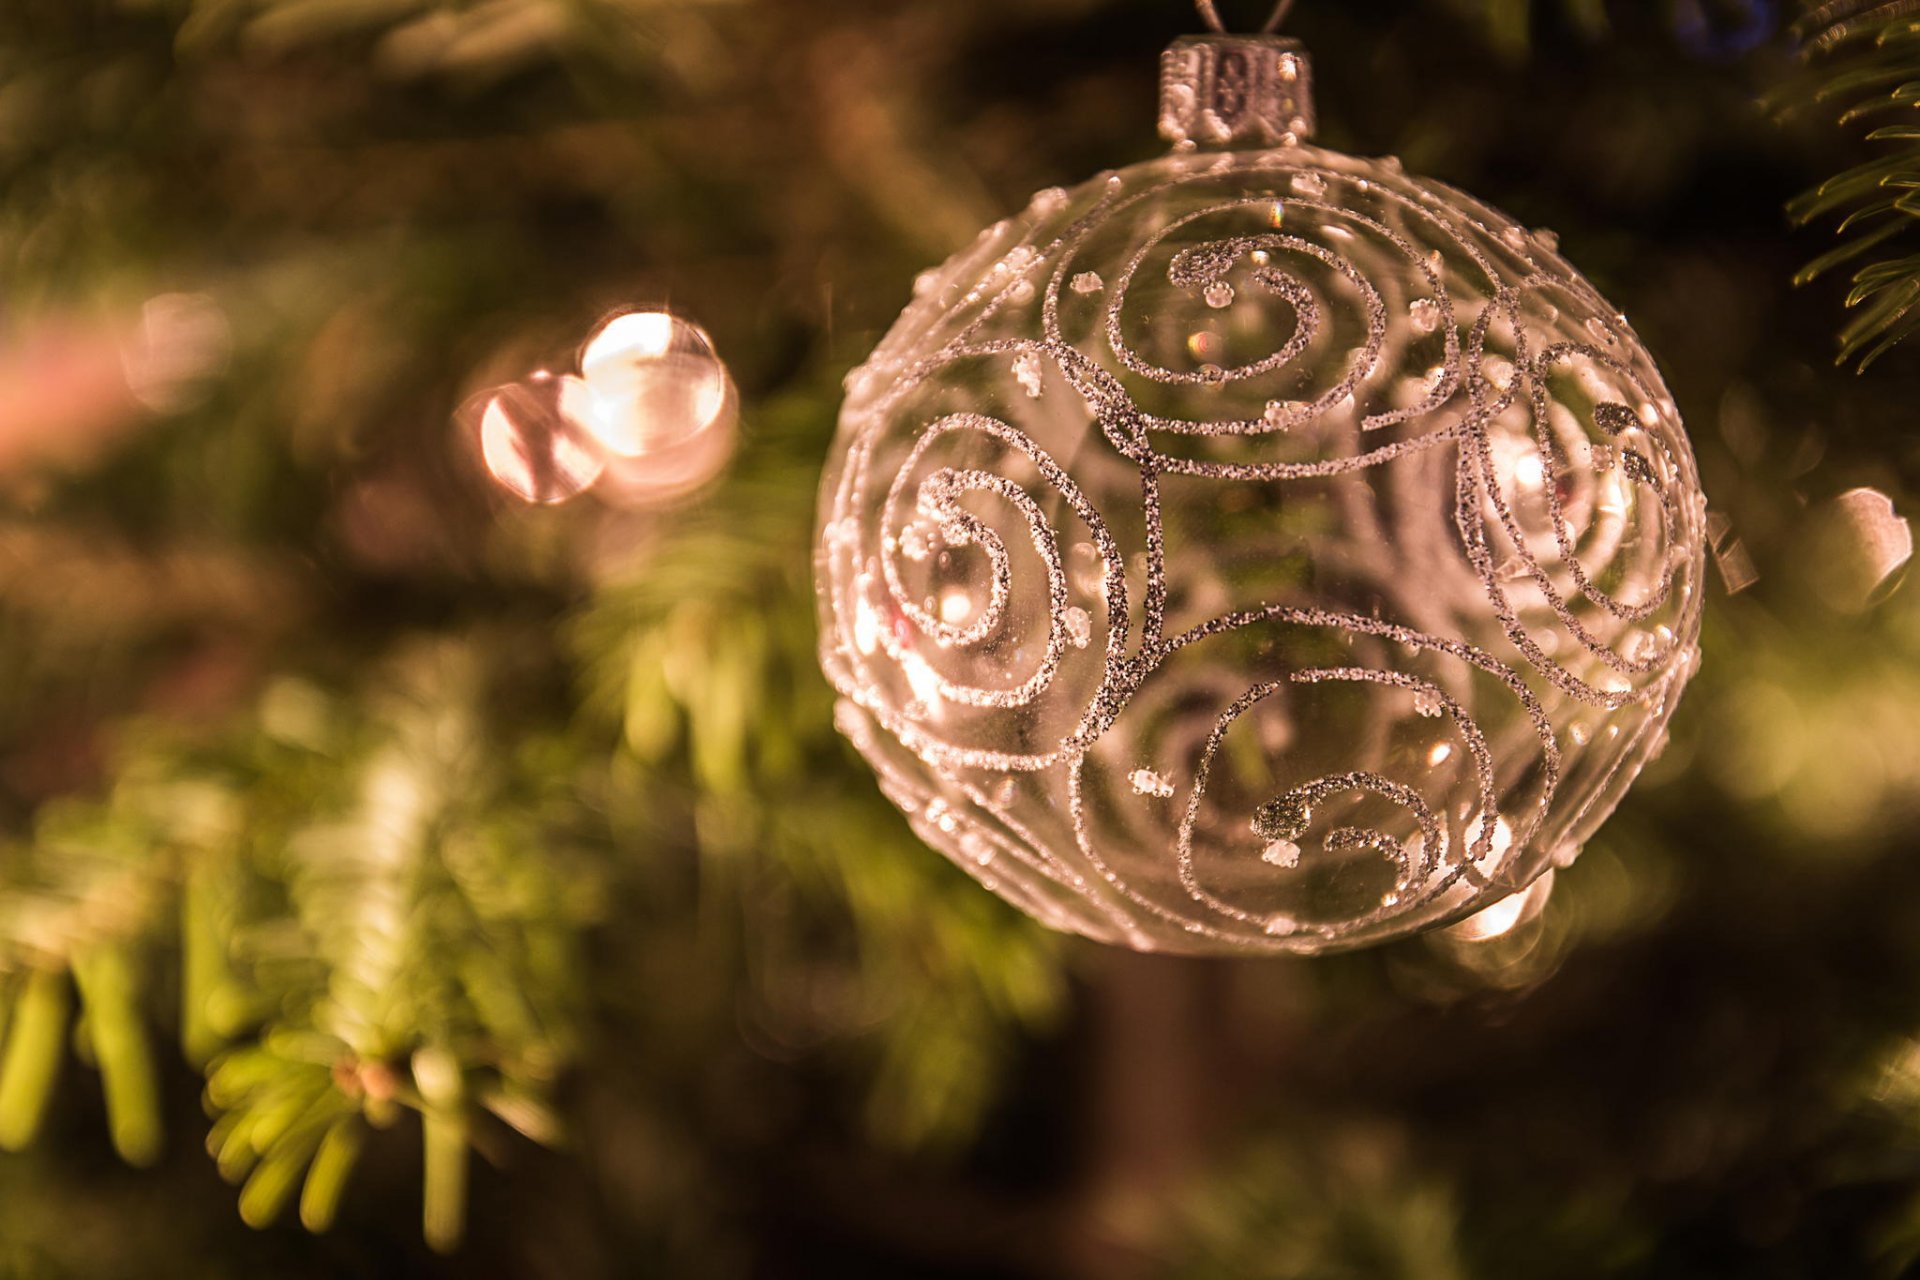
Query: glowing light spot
1187,331,1222,362
585,311,674,363
1447,871,1555,942
1821,487,1914,609
575,310,735,458
1598,472,1630,517
476,377,604,505
853,596,882,655
901,652,944,716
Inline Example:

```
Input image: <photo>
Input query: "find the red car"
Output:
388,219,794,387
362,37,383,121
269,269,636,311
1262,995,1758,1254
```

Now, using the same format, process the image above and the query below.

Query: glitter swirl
815,145,1706,955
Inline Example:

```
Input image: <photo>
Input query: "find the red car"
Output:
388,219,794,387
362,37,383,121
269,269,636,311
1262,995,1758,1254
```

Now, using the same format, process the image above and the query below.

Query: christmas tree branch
1785,0,1920,367
0,636,606,1249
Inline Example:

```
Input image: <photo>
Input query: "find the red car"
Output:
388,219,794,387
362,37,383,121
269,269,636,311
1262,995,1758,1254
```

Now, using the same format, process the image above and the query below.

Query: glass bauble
813,45,1707,956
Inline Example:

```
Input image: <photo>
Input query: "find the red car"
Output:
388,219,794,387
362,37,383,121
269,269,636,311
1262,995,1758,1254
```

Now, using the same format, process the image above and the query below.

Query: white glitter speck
1062,606,1092,648
1013,351,1046,399
1261,838,1301,868
1129,768,1174,798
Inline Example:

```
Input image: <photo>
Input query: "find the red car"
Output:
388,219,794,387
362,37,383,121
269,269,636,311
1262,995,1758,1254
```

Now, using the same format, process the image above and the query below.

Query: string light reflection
466,307,737,507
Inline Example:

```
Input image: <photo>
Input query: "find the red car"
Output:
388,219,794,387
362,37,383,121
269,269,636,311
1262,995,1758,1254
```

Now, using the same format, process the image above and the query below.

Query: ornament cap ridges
1159,34,1313,150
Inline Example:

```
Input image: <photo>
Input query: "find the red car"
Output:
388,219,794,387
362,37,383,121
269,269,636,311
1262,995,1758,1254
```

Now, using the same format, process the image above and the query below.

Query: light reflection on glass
1447,869,1555,943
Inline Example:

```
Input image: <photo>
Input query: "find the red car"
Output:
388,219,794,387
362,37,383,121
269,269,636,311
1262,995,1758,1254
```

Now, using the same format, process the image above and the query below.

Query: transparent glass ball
814,145,1707,955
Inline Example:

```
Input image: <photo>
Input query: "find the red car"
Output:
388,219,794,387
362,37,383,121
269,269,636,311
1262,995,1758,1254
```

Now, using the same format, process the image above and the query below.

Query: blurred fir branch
573,391,1065,1152
1155,1125,1469,1280
0,637,608,1251
0,0,1070,1250
1783,0,1920,368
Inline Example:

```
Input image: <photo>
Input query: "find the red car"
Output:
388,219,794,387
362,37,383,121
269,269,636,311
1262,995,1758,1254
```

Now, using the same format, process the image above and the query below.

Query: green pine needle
0,970,70,1152
1786,1,1920,367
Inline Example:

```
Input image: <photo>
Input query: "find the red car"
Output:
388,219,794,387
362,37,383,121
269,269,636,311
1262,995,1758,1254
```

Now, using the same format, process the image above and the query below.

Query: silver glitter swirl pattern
815,145,1706,955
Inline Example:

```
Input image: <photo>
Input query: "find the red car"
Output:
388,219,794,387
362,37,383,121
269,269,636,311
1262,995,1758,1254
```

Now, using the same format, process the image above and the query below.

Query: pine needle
1787,0,1920,367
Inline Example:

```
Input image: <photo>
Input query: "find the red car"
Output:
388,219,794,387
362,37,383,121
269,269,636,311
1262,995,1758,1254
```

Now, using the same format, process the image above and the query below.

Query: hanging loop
1194,0,1297,34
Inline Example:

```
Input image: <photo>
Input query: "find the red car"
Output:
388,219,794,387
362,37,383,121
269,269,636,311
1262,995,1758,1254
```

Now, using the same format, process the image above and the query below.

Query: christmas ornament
813,7,1708,954
469,308,737,507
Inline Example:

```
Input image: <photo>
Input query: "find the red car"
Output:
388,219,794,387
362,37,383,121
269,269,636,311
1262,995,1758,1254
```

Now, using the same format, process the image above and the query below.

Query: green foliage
574,396,1065,1152
1785,1,1920,367
0,769,174,1164
0,641,607,1250
1156,1126,1468,1280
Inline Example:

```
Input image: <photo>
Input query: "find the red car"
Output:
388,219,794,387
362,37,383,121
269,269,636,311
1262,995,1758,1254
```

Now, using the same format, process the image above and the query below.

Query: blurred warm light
1874,1038,1920,1106
1813,487,1912,610
476,375,606,505
123,292,232,413
573,309,735,458
1707,510,1759,595
591,399,737,508
458,307,739,509
1446,870,1554,942
0,295,231,479
584,311,677,365
0,316,142,473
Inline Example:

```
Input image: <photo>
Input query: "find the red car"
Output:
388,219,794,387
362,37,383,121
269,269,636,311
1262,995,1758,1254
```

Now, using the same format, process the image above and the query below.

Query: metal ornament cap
1159,34,1314,150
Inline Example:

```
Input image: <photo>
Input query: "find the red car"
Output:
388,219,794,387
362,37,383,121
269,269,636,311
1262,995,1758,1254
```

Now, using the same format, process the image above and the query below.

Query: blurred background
1,0,1919,1275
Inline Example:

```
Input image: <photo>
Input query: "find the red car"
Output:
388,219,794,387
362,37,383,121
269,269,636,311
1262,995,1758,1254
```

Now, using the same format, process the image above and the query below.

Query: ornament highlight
813,30,1708,954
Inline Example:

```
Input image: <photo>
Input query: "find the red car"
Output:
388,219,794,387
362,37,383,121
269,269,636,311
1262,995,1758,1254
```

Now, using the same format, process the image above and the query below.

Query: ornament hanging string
1194,0,1297,34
